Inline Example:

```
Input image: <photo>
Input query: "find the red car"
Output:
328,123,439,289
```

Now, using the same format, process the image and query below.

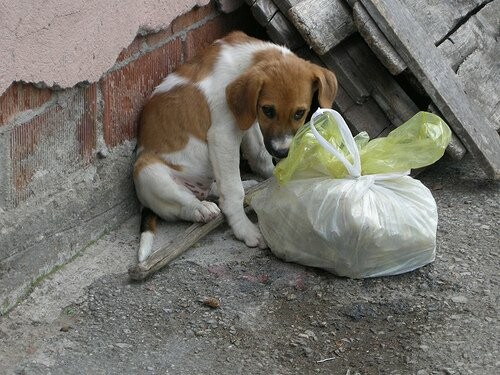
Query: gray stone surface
0,141,139,314
0,154,498,374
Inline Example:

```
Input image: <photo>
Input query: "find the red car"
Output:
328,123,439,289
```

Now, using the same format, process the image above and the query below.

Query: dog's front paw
193,201,221,222
233,220,268,249
241,179,259,191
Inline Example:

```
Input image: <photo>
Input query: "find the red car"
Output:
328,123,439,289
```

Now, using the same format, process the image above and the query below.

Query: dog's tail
138,207,157,262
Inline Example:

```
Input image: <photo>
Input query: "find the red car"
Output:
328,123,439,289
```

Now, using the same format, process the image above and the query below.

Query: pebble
115,343,132,349
451,296,468,304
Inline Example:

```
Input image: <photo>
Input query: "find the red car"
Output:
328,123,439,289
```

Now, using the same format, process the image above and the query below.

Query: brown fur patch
176,43,221,82
133,152,182,180
223,31,260,45
140,207,157,234
137,84,211,154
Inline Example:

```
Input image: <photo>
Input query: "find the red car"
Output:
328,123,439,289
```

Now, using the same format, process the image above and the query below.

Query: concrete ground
0,154,498,375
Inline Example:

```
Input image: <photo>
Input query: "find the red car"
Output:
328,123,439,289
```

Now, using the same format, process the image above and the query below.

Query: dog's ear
226,69,263,131
312,66,338,108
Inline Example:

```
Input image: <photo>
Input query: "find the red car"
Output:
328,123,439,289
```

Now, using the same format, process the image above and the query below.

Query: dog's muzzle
265,134,293,160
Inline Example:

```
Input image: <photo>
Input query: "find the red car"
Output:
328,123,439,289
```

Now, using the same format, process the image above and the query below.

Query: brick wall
0,2,263,314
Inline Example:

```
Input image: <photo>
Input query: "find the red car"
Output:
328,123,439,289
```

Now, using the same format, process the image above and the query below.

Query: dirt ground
0,154,498,375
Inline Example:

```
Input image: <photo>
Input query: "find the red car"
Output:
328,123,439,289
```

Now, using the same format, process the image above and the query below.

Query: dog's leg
207,125,267,249
241,124,275,178
135,162,220,223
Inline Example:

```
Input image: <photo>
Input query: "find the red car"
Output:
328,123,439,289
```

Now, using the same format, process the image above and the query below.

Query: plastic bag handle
309,108,362,177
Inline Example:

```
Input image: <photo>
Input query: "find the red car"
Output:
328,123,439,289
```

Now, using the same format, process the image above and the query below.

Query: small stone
451,296,468,304
147,367,154,372
60,325,71,332
303,347,313,357
201,297,220,309
115,343,132,349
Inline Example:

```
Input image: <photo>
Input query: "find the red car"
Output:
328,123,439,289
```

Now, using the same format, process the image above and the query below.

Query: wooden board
288,0,356,55
352,2,406,75
401,0,488,45
251,0,278,25
216,0,245,13
266,11,305,50
320,46,370,105
361,0,500,179
438,0,500,131
274,0,303,15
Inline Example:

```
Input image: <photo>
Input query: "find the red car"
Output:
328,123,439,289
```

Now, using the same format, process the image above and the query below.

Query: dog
133,31,337,262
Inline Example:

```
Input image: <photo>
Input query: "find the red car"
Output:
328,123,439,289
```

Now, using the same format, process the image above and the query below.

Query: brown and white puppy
134,31,337,262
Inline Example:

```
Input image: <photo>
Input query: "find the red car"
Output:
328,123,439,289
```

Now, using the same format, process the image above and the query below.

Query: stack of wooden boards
238,0,500,179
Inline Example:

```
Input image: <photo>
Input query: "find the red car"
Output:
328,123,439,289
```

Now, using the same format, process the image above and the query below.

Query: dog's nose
266,134,293,160
272,147,289,159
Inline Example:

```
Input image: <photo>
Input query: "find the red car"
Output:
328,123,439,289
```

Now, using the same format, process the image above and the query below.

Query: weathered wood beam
266,11,304,50
320,46,370,105
251,0,278,25
288,0,356,55
352,1,406,75
215,0,245,13
274,0,303,15
250,0,304,49
361,0,500,178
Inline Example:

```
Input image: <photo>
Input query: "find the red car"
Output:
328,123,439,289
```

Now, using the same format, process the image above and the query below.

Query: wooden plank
274,0,303,15
251,0,278,25
288,0,356,55
352,2,406,75
361,0,500,179
345,36,417,125
402,0,488,45
321,46,370,105
348,37,466,159
266,11,305,50
215,0,245,13
438,0,500,131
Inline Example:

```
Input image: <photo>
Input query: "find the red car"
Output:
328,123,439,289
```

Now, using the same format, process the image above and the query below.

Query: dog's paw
233,220,268,249
193,201,220,222
241,179,259,191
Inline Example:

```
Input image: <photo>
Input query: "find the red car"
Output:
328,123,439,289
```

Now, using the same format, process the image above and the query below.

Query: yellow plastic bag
275,111,451,184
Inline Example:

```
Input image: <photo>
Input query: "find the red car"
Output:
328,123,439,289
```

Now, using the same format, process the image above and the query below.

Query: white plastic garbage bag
252,109,445,278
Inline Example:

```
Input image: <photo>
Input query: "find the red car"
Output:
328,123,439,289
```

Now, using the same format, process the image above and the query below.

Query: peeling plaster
0,0,211,96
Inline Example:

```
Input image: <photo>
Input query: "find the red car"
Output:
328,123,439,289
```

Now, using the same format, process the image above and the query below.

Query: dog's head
226,51,337,159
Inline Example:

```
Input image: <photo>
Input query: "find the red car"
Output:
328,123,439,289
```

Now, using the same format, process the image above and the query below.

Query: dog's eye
294,109,306,121
262,105,276,119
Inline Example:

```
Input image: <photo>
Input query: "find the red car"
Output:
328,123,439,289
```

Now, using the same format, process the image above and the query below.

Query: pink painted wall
0,0,210,96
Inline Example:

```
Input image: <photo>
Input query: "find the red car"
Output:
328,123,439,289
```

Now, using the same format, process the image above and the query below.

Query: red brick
145,28,174,49
171,3,217,34
9,85,96,206
116,36,145,63
77,84,97,162
0,83,53,126
101,38,183,148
